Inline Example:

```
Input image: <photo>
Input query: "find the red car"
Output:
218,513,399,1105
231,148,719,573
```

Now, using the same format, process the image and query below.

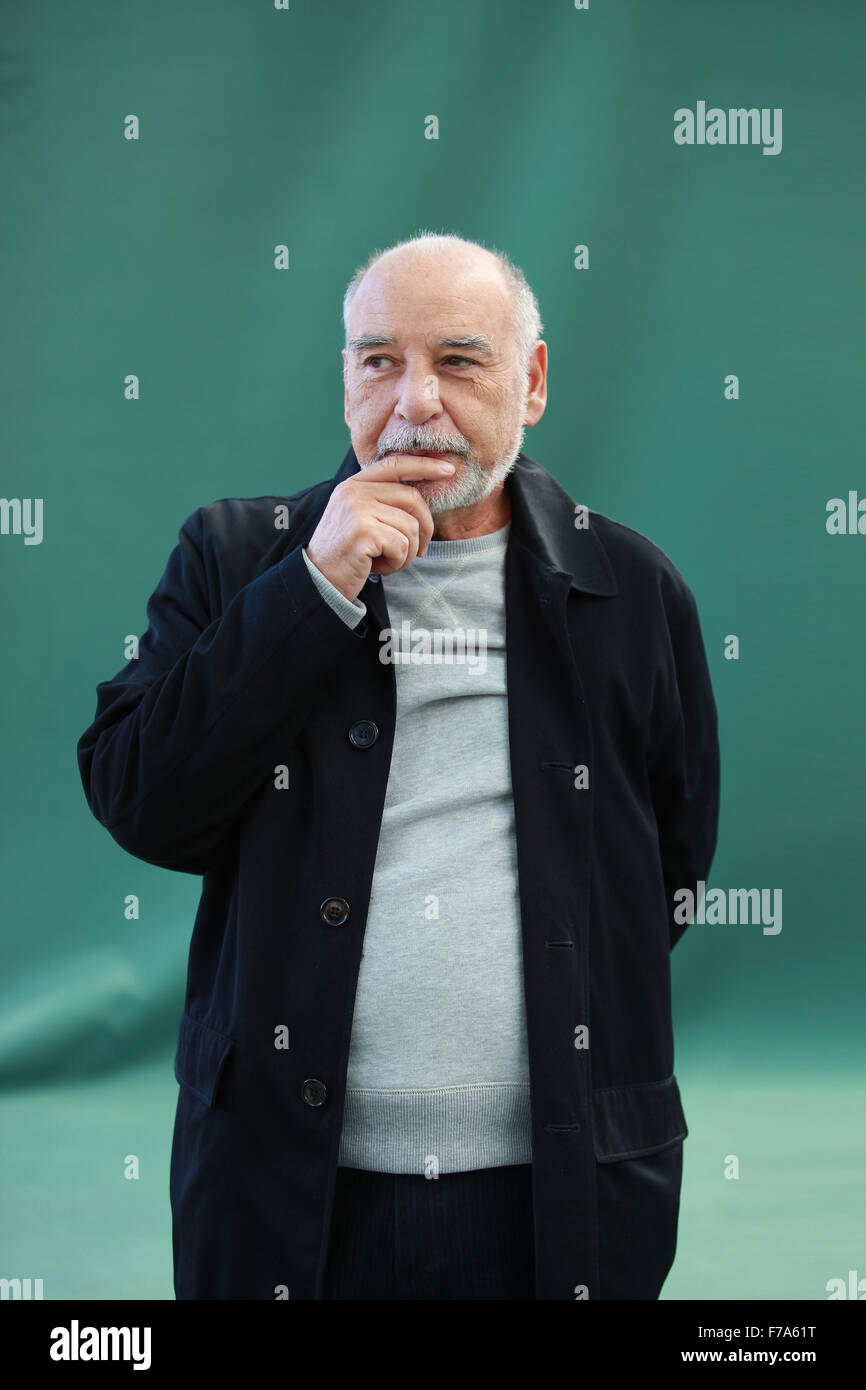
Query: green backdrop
2,0,863,1300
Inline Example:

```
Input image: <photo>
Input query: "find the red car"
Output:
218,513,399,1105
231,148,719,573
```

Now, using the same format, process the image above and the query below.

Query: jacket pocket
592,1073,687,1162
173,1010,235,1107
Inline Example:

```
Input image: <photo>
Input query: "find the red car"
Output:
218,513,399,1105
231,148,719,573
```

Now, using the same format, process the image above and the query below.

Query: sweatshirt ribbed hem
336,1081,532,1174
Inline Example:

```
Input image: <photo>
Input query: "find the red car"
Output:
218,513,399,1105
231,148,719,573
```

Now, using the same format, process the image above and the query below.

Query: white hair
342,230,544,371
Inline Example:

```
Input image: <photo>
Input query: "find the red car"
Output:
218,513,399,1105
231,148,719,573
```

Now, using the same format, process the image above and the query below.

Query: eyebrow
348,334,495,359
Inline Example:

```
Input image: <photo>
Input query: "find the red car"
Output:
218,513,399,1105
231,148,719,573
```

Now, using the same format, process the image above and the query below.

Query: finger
354,482,434,551
368,503,423,566
358,453,458,486
364,521,415,575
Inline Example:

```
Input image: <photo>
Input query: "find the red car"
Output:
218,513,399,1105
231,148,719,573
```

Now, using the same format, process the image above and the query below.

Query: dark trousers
321,1162,536,1300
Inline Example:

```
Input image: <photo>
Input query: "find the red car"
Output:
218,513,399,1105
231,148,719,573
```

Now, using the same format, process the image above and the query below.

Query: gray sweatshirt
302,522,531,1175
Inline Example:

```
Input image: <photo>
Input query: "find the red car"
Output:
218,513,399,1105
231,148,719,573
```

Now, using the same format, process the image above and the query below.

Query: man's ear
522,341,548,427
342,349,350,428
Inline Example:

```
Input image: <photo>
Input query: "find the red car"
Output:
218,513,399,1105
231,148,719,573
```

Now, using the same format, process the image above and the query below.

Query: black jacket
77,445,720,1300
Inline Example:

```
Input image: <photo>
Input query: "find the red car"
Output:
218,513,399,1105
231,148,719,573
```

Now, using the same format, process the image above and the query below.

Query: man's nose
394,366,442,423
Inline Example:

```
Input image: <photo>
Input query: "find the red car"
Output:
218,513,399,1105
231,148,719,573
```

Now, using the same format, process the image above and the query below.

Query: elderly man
77,231,720,1301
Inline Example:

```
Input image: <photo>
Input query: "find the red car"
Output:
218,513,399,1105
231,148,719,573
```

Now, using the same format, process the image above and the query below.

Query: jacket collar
327,445,618,598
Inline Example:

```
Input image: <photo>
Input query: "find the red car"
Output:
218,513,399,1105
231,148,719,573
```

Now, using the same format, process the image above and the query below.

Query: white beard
421,443,520,514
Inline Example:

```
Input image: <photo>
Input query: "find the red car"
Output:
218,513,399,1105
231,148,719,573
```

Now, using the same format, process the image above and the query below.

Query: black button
348,720,378,749
302,1078,327,1107
320,897,350,926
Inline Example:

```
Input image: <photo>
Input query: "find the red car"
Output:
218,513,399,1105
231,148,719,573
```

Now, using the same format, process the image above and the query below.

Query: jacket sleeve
76,506,367,875
646,576,721,950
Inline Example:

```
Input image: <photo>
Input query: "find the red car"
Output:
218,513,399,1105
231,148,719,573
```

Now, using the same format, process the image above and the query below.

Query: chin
425,485,487,516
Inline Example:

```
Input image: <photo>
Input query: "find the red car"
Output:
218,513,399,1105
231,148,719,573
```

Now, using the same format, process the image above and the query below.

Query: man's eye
361,355,476,368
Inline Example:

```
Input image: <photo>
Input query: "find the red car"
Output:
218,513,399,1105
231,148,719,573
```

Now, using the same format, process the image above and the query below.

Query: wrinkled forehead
349,251,514,353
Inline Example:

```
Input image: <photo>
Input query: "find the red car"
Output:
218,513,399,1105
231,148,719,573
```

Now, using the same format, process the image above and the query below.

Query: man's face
342,249,544,515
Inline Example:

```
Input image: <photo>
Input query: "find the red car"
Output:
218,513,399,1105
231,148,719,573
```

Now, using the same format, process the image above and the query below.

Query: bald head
343,231,542,372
